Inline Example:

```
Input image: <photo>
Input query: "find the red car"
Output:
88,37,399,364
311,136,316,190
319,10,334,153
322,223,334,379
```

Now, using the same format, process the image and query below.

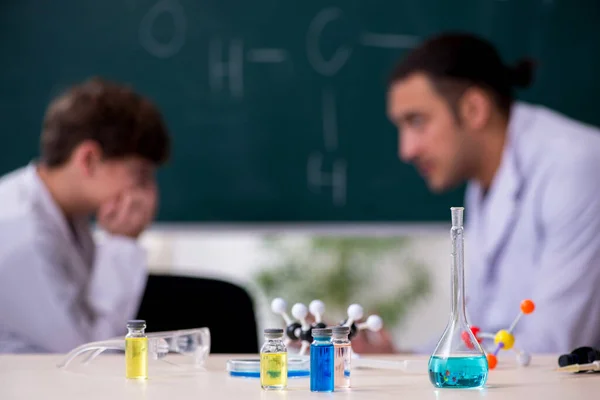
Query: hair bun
509,58,536,88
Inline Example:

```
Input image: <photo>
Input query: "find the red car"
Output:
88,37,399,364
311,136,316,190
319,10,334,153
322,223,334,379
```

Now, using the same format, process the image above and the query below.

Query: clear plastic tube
352,357,427,373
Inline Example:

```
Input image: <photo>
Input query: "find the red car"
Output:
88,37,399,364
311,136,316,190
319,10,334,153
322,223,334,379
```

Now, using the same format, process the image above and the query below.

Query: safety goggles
57,327,210,376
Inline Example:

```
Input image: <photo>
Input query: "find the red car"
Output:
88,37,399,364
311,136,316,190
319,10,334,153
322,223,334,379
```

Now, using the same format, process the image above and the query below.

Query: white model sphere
347,304,364,321
291,303,309,319
309,300,325,316
271,298,287,314
366,315,383,331
517,352,531,367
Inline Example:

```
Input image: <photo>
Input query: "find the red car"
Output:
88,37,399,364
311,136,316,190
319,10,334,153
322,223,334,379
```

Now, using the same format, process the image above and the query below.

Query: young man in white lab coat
387,33,600,353
0,78,170,353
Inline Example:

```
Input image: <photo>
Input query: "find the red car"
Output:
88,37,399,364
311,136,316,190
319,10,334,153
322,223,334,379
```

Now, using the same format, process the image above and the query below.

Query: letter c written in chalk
306,8,353,77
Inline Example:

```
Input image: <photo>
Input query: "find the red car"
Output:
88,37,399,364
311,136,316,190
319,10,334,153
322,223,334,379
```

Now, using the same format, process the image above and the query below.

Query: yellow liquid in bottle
125,337,148,379
260,352,288,389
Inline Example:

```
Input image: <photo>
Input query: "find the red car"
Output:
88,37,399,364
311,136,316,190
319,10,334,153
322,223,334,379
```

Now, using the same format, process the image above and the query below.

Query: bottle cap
127,320,146,328
312,328,333,337
264,328,284,339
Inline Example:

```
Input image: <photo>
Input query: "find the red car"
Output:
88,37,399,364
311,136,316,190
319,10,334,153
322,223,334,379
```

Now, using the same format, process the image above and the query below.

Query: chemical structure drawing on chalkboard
139,1,419,207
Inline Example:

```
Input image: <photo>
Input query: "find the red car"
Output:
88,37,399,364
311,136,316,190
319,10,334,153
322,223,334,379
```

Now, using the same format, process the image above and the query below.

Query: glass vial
125,319,148,380
332,326,351,388
260,328,288,390
310,328,334,392
428,207,488,389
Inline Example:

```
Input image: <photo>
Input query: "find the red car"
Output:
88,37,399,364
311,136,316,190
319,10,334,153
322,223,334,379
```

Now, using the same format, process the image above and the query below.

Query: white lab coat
465,102,600,353
0,164,147,353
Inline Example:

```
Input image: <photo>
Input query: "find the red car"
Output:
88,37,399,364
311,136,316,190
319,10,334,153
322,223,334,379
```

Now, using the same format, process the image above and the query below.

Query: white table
1,354,598,399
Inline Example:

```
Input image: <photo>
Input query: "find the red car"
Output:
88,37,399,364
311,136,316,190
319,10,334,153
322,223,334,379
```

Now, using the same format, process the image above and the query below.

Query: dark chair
136,274,259,354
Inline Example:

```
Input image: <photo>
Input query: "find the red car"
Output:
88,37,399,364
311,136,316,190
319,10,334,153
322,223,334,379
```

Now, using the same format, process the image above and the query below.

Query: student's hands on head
97,184,157,239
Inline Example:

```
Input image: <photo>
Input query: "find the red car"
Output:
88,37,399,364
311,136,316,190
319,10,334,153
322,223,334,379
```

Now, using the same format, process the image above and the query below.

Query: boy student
0,78,170,353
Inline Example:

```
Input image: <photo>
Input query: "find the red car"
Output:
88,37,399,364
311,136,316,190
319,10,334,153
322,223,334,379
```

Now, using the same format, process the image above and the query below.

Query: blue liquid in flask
428,208,489,389
428,355,488,389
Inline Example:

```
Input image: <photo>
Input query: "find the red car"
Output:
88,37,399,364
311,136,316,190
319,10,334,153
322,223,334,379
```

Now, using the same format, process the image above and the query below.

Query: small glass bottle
428,207,488,389
332,326,351,388
310,328,334,392
125,319,148,380
260,328,288,390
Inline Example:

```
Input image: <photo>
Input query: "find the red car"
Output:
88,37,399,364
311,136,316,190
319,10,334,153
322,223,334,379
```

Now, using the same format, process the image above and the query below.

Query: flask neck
450,226,468,323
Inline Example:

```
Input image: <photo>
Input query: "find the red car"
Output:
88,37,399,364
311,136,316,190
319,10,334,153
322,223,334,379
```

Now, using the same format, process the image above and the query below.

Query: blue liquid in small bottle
428,355,488,389
310,342,334,392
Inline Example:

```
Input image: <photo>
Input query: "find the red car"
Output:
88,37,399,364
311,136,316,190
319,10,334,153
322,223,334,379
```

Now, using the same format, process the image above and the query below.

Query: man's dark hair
41,77,170,167
389,32,535,117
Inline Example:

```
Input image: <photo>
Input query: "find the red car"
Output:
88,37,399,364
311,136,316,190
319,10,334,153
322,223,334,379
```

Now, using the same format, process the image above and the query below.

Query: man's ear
71,140,103,177
458,87,493,131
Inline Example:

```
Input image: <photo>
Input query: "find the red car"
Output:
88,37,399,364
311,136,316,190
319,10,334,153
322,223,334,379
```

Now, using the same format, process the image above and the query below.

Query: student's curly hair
41,77,170,167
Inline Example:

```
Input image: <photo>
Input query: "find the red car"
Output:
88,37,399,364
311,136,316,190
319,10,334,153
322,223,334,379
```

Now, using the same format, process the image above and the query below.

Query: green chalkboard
1,0,599,222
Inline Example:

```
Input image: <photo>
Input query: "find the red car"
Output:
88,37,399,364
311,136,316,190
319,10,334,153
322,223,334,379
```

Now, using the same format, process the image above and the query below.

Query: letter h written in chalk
208,38,244,99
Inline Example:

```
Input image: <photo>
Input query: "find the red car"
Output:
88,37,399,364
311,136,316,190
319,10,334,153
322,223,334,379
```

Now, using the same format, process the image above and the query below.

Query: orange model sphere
487,354,498,369
520,299,535,314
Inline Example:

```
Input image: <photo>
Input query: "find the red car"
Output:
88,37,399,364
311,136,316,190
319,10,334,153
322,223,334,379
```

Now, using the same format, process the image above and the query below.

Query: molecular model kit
463,299,536,369
270,298,383,355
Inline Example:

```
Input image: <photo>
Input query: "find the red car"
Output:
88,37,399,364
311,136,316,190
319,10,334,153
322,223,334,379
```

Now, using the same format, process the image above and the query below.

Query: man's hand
97,186,157,239
351,328,397,354
303,310,397,354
